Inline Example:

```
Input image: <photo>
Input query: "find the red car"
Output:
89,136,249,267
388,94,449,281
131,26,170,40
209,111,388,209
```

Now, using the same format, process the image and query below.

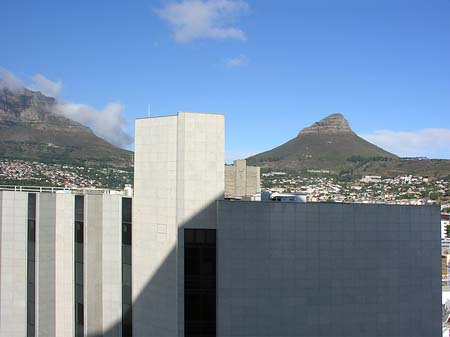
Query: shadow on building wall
97,202,442,337
96,198,220,337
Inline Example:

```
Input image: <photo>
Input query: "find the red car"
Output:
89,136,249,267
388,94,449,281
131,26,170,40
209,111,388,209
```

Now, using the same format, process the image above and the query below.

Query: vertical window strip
184,229,217,337
27,193,36,337
122,197,132,337
74,195,84,337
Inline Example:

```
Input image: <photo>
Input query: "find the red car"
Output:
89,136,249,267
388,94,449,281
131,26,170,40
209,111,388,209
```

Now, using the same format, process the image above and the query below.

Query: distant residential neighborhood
0,159,133,189
261,170,450,205
2,158,449,206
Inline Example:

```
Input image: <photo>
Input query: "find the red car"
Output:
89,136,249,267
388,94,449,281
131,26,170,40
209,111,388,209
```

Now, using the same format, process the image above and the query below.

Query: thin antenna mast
147,104,151,117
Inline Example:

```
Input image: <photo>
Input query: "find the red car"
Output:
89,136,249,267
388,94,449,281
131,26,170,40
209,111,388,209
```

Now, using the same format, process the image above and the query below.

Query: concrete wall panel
176,112,224,336
0,191,28,337
133,116,179,337
134,112,224,337
217,201,441,337
102,194,122,337
55,193,74,337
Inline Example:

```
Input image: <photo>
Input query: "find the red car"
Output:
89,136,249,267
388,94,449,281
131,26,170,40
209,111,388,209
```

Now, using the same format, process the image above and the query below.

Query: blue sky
2,0,450,160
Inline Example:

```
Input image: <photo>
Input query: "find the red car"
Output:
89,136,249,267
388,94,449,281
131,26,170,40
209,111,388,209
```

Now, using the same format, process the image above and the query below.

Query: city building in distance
261,190,307,203
224,159,260,199
0,112,442,337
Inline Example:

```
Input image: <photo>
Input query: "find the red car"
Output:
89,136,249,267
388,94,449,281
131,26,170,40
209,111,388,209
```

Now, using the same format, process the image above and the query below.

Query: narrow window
74,195,84,337
184,229,216,337
122,197,132,337
27,193,36,337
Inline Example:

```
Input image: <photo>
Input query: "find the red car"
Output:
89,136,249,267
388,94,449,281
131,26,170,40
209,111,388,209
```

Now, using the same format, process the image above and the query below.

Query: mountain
247,114,450,177
248,114,397,170
0,87,132,166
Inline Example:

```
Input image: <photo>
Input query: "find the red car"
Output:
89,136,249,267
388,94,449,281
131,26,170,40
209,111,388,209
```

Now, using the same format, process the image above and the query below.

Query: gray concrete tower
133,112,224,337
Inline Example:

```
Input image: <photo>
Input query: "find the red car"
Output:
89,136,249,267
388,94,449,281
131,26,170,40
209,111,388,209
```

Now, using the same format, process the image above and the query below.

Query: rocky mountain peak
0,87,90,133
298,113,353,136
0,85,132,166
0,87,56,123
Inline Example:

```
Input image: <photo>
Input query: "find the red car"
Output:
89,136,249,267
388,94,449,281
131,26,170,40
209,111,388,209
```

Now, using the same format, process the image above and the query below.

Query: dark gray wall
217,201,441,337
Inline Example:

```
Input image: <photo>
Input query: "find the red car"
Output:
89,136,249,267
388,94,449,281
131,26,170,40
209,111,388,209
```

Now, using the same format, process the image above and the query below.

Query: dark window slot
27,193,36,337
185,229,216,337
122,198,133,337
74,195,84,337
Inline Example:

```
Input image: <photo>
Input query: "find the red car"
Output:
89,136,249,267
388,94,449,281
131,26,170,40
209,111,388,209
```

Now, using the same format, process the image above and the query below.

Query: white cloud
362,128,450,159
1,68,132,148
226,54,248,67
54,102,133,148
0,68,24,92
31,74,62,97
156,0,248,43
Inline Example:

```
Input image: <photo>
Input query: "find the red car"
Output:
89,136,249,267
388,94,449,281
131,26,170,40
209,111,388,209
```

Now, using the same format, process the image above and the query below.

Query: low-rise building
224,159,260,198
0,187,131,337
443,213,450,239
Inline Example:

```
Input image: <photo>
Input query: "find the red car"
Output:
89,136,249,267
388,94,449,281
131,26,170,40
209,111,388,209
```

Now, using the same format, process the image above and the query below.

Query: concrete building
132,112,440,337
216,201,441,337
261,191,307,203
443,213,450,238
133,112,224,337
0,188,131,337
0,111,442,337
443,254,449,286
224,159,260,198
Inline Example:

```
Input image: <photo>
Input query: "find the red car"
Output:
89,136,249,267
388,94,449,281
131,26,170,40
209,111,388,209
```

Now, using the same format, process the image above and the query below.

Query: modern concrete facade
54,193,75,337
0,191,27,337
100,195,123,337
224,159,260,198
133,112,224,337
217,201,441,337
0,190,129,337
85,194,123,337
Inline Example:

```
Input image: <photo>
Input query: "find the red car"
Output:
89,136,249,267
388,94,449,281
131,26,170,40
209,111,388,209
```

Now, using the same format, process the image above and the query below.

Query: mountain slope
0,87,132,166
247,113,450,177
248,114,397,170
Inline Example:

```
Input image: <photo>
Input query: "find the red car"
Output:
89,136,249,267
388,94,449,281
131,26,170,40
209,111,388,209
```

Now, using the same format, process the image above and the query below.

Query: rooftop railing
0,185,125,195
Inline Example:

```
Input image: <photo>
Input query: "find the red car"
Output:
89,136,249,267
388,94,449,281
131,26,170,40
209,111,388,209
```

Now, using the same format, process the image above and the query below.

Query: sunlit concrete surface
133,112,224,337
